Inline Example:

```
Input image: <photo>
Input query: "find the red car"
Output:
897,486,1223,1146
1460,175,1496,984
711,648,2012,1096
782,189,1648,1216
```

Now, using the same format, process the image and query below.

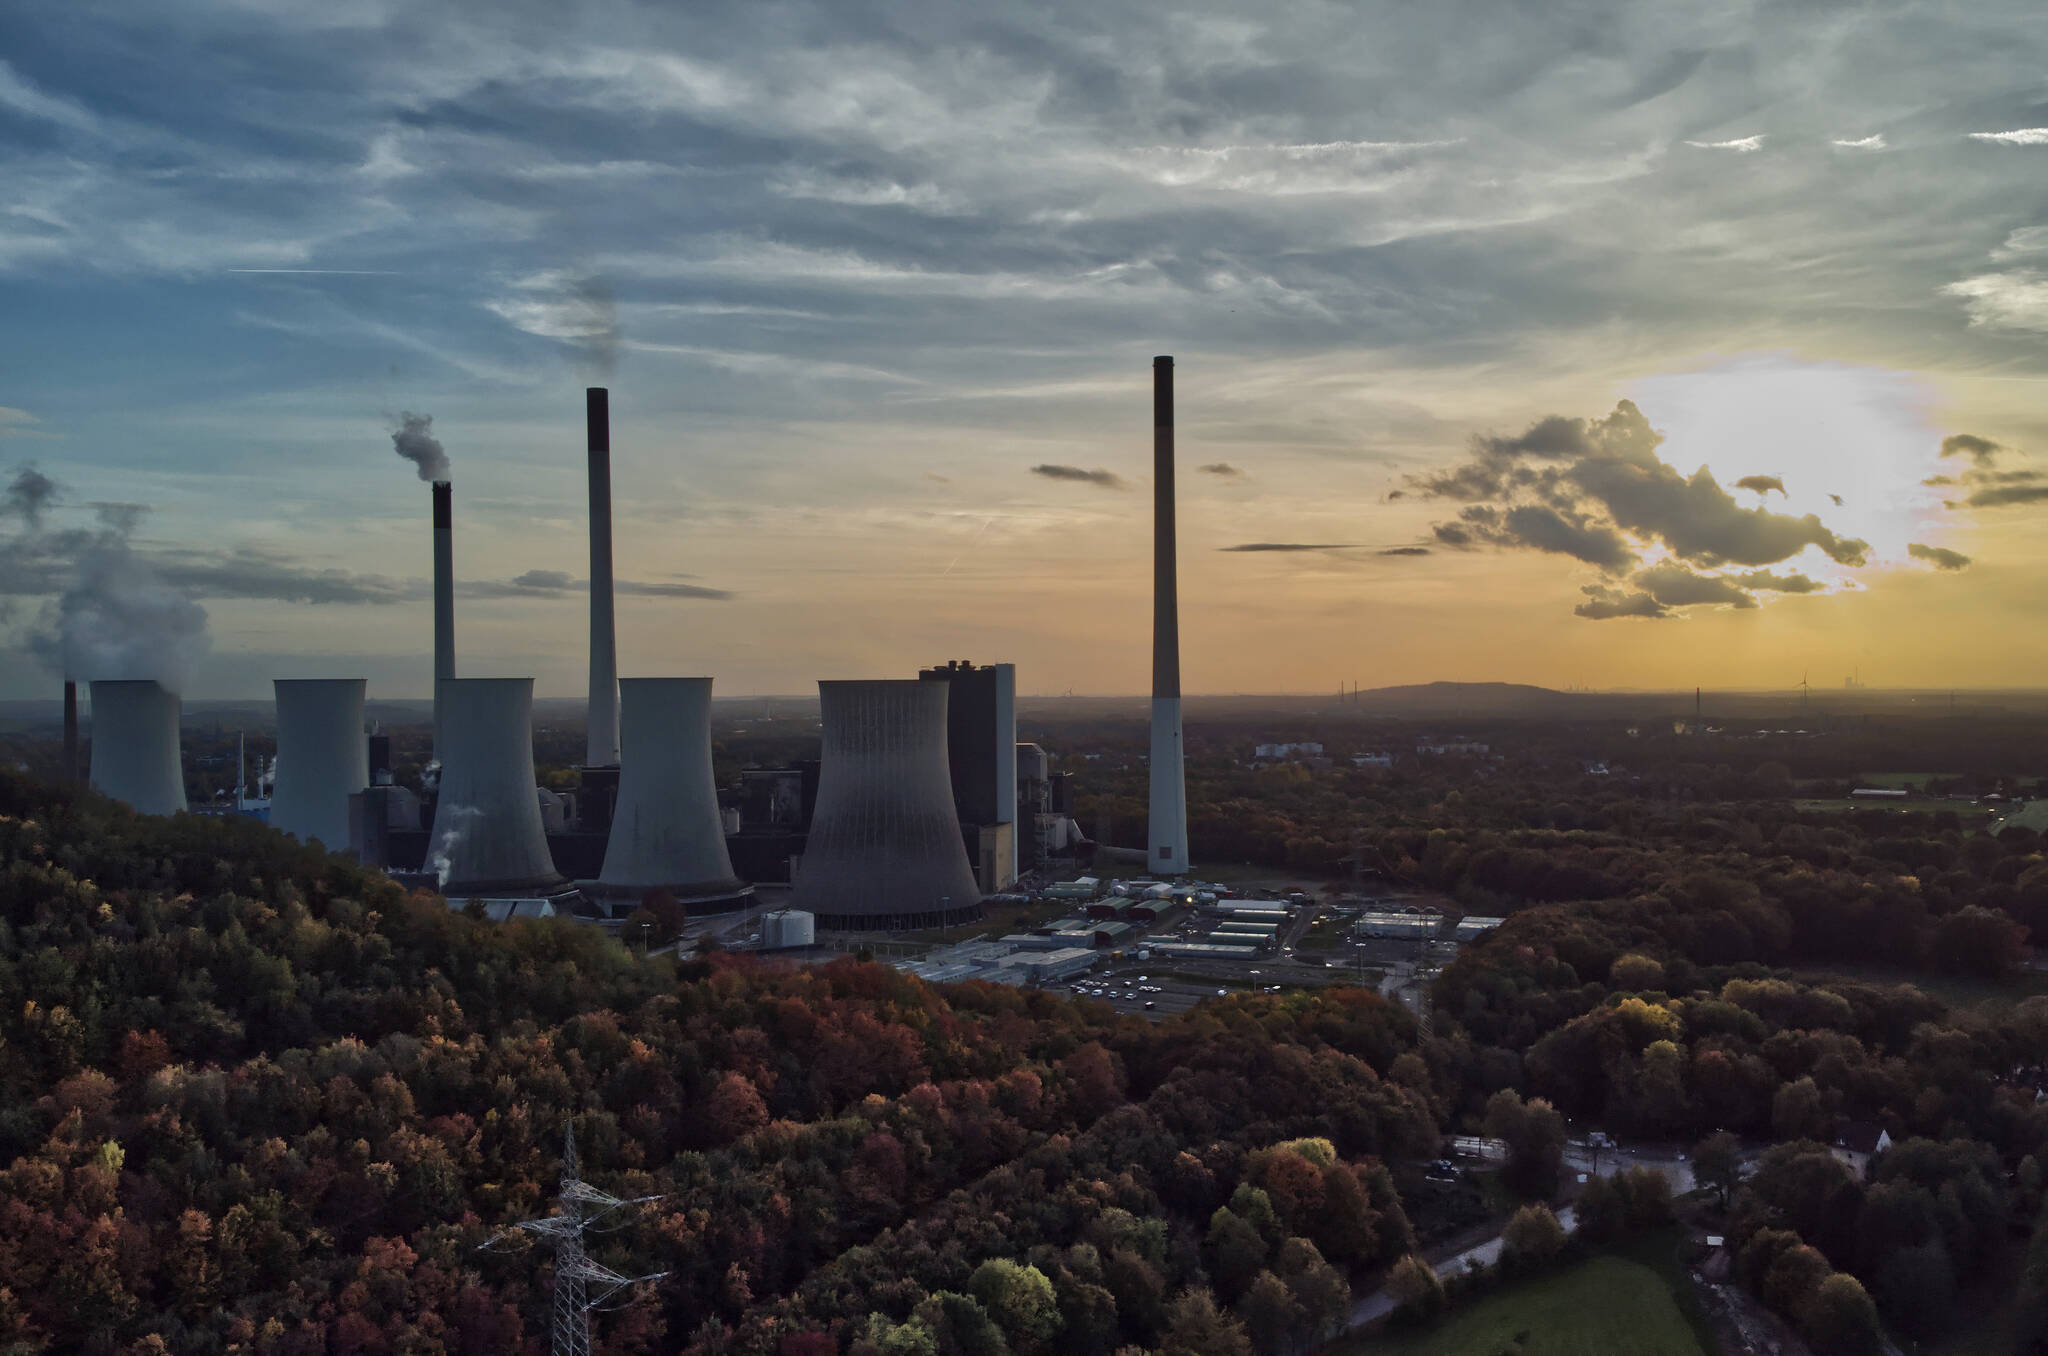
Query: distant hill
1346,681,1584,716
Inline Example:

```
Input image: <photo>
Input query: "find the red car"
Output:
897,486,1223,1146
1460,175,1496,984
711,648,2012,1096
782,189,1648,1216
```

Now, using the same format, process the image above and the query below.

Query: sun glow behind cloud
1627,358,1951,571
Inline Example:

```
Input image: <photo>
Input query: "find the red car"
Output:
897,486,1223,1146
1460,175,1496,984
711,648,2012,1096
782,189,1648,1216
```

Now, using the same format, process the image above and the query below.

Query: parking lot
1057,968,1305,1020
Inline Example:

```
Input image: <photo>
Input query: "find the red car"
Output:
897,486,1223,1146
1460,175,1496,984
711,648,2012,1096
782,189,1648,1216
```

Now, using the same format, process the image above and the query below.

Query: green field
1334,1254,1707,1356
1993,799,2048,833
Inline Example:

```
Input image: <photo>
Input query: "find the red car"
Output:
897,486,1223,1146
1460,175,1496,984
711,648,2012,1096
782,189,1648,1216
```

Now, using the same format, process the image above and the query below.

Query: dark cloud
1220,541,1356,552
1574,586,1665,620
1633,562,1756,609
154,549,424,604
1197,462,1243,477
3,466,58,527
1379,546,1430,556
1908,542,1972,570
1738,570,1822,594
1031,464,1126,489
1941,433,2003,465
1962,484,2048,508
463,570,731,600
1410,400,1870,615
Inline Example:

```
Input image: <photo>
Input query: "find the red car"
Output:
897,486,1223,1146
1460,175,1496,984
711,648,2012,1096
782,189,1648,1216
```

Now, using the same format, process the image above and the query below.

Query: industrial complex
65,361,1191,940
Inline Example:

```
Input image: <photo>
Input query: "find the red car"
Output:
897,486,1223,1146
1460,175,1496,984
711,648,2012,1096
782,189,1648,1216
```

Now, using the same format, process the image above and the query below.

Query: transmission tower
482,1121,667,1356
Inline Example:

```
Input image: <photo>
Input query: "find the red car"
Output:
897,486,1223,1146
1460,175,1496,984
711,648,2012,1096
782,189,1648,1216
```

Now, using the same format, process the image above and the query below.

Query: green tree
1158,1288,1251,1356
1232,1271,1298,1356
1801,1273,1881,1356
1693,1131,1743,1209
1501,1202,1566,1266
967,1259,1060,1355
1385,1254,1445,1322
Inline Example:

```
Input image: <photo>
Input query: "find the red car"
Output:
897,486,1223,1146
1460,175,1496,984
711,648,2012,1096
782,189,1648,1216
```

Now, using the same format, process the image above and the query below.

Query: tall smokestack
1149,356,1189,877
432,480,454,759
585,388,620,768
62,680,78,782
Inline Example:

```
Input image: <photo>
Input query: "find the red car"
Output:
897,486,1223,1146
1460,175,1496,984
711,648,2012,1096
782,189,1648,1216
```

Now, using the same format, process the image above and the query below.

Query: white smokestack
270,679,369,850
585,388,620,767
432,481,454,759
1149,355,1189,877
426,677,565,897
596,678,748,905
88,679,187,816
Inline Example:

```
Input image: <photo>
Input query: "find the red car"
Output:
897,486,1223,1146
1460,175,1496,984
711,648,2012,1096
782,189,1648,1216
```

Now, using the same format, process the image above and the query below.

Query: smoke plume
23,501,211,691
4,466,57,527
391,412,450,481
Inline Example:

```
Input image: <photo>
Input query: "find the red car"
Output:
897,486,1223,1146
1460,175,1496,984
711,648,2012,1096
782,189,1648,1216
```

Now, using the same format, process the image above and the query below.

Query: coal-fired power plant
595,677,751,909
88,679,187,816
427,677,571,902
792,679,983,930
1149,356,1190,877
269,678,369,850
431,480,455,761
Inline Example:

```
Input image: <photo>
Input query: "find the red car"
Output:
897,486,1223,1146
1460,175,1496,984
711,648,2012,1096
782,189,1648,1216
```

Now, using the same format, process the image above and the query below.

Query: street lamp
639,921,650,955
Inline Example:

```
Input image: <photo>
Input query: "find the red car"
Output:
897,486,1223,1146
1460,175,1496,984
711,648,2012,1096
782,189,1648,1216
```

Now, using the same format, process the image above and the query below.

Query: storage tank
88,680,187,815
760,908,816,949
269,678,368,850
791,679,982,929
595,677,752,909
426,677,567,898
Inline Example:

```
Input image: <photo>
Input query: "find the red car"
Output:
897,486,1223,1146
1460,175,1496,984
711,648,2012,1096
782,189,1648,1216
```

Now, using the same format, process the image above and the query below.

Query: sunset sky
3,0,2046,699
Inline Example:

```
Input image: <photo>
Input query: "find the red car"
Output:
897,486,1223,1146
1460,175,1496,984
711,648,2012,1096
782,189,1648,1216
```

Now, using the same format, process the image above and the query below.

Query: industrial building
1356,911,1443,940
790,679,983,930
1455,916,1506,943
760,909,816,950
919,660,1017,891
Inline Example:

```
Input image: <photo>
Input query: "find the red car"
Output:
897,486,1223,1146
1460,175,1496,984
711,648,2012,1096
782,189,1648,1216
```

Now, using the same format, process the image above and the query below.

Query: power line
481,1121,667,1356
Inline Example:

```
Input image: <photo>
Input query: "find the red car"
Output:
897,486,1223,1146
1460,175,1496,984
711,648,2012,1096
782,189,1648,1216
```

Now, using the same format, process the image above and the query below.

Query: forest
5,727,2048,1353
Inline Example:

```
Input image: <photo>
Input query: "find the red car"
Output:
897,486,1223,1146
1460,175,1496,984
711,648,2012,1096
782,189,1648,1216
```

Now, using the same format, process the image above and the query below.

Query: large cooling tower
594,678,751,907
792,679,982,930
1149,355,1190,876
426,677,568,898
270,679,368,850
88,680,187,816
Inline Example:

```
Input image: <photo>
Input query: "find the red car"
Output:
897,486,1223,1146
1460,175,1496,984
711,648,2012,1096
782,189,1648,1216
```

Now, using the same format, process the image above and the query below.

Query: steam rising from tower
1149,356,1189,876
585,388,620,768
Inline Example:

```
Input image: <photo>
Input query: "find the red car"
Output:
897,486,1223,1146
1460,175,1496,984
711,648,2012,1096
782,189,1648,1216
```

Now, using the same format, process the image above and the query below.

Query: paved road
1348,1207,1581,1327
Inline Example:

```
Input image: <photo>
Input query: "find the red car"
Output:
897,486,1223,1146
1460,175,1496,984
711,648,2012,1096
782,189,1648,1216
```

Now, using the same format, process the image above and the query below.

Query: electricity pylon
482,1122,666,1356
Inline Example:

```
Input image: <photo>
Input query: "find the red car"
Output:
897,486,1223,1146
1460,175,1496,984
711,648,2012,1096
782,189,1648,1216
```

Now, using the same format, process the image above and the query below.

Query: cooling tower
88,680,187,816
62,680,78,782
792,679,982,930
1149,356,1189,876
270,679,369,850
432,480,455,760
593,678,751,909
585,388,621,768
426,677,568,898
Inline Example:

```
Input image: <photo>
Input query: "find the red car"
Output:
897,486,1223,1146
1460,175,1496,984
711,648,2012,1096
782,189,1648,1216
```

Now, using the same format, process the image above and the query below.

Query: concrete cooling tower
792,679,982,930
593,677,752,912
88,680,187,816
270,679,368,850
426,677,569,900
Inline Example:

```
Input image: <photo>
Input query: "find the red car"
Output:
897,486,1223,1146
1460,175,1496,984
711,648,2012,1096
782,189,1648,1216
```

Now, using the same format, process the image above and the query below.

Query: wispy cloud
1197,462,1244,477
1220,542,1358,552
1831,134,1887,150
1683,135,1765,153
1942,271,2048,331
1908,543,1971,570
1968,128,2048,146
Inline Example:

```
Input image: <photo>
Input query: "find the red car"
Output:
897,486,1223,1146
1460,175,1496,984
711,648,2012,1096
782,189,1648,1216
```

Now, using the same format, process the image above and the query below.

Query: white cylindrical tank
426,677,565,897
761,908,816,949
597,678,749,905
791,679,982,930
270,678,368,850
88,680,187,816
